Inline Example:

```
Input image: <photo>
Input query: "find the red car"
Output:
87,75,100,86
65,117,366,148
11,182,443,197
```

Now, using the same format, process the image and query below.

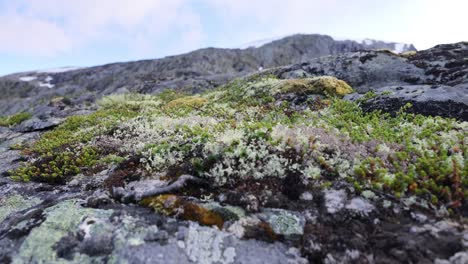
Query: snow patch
38,82,54,88
19,76,37,82
38,75,54,88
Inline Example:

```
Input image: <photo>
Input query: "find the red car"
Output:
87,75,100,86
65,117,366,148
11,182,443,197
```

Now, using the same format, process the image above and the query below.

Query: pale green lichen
13,199,113,264
183,223,236,264
262,209,305,237
0,194,41,223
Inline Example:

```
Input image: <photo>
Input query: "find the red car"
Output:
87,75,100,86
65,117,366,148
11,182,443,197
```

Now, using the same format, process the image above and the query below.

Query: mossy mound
274,76,353,97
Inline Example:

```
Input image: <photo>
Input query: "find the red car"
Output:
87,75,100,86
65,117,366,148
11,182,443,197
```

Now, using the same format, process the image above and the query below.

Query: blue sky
0,0,467,76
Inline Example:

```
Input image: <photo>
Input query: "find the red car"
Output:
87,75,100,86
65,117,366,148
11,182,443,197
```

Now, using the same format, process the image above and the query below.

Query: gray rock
345,84,468,120
14,117,63,132
0,150,22,176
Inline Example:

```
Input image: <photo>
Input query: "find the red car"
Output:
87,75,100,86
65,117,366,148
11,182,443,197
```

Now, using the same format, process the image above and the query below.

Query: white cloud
0,0,205,57
0,14,73,56
0,0,466,60
204,0,467,50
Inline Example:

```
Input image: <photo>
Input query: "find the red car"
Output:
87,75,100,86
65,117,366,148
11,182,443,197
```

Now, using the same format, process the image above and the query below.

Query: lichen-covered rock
0,194,41,223
345,84,468,120
12,199,113,264
259,209,305,238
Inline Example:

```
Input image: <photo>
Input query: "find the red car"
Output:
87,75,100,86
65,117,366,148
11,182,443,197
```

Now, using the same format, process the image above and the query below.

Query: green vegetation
12,146,99,182
11,76,468,210
0,112,31,127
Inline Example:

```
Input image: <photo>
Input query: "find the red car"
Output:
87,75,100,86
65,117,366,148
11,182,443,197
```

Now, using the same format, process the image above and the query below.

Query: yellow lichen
274,76,353,98
164,96,208,110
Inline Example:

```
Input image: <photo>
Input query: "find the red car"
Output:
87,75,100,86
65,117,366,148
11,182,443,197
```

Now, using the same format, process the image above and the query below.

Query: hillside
0,36,467,263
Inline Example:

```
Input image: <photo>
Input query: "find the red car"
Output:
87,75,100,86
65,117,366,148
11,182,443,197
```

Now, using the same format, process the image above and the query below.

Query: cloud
0,0,205,57
204,0,467,50
0,14,73,56
0,0,466,62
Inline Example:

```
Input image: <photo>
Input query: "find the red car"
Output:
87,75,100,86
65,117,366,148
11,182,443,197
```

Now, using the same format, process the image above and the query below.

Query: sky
0,0,467,76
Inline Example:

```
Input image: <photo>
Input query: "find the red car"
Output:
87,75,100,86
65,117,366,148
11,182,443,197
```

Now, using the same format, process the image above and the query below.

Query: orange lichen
141,194,224,229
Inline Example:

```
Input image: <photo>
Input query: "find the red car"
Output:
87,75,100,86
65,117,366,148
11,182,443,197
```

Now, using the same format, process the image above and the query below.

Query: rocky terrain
0,35,467,264
0,34,416,116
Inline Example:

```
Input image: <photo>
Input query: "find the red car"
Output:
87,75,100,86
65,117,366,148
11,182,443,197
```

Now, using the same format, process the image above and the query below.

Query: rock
0,194,42,223
267,43,468,119
272,49,428,93
345,84,468,120
0,150,22,176
323,189,347,214
0,128,40,152
345,198,375,217
14,117,63,132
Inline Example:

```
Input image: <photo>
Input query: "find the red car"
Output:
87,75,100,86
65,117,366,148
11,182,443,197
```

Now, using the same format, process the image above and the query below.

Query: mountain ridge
0,33,416,115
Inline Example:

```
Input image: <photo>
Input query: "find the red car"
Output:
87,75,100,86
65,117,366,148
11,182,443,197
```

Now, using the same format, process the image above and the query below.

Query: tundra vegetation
10,75,468,215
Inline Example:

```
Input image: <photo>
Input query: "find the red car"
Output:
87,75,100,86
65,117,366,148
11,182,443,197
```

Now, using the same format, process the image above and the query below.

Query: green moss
12,146,100,182
0,112,32,127
32,107,139,153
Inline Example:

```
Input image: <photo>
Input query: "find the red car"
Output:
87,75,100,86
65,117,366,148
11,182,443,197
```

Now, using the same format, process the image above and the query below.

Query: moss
12,146,100,182
31,107,139,153
0,112,32,127
275,76,353,97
